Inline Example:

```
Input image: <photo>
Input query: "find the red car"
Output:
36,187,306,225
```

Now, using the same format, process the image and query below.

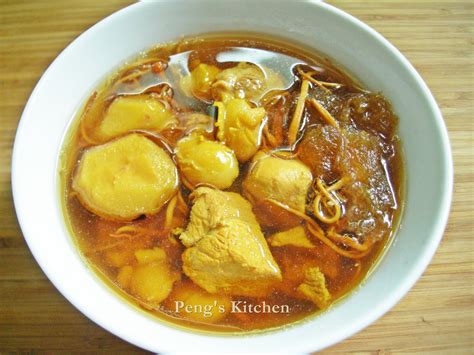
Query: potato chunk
116,265,133,288
116,247,180,306
215,99,266,162
105,249,136,268
129,249,180,305
135,247,167,264
165,282,231,323
96,95,177,141
243,152,312,228
175,134,239,189
73,133,178,220
180,63,221,101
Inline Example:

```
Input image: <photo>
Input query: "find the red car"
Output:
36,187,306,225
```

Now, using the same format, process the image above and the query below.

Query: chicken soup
60,34,404,332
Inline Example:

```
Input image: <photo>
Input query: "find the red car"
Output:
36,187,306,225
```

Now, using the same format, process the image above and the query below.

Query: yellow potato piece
96,95,177,141
215,99,266,162
175,134,239,189
135,247,167,264
117,265,133,288
73,133,178,220
166,283,231,323
123,247,180,305
129,260,180,305
180,63,221,101
105,249,136,268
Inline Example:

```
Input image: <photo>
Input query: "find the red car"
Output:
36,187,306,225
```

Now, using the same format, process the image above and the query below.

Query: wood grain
0,0,472,353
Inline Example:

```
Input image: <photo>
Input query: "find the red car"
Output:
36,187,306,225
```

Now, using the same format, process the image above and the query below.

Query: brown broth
60,33,404,333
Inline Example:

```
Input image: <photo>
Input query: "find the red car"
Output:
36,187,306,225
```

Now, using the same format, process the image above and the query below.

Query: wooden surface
0,0,472,353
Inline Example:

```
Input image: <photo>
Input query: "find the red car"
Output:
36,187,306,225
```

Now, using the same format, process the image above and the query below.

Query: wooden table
1,1,472,353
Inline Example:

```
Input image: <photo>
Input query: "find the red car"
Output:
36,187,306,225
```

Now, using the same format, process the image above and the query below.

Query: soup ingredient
243,152,312,227
122,247,180,305
135,246,167,264
165,282,232,323
129,261,179,305
96,95,177,141
312,178,344,224
214,98,266,162
288,79,310,145
181,63,221,101
179,187,260,247
179,187,281,296
183,219,282,296
105,248,136,268
336,128,396,241
268,226,315,248
345,93,396,139
175,133,239,189
116,265,133,287
299,125,396,242
298,125,342,181
211,62,282,102
72,133,178,220
297,267,331,309
274,246,340,299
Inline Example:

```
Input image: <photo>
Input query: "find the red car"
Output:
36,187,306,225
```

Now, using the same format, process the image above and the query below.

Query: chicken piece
297,267,331,309
175,133,239,189
96,95,177,141
272,245,340,298
243,152,313,228
179,187,281,296
164,282,232,323
72,134,178,220
117,247,180,306
183,219,281,296
211,62,282,103
268,226,315,248
214,98,266,162
298,125,342,181
180,63,221,102
179,187,259,247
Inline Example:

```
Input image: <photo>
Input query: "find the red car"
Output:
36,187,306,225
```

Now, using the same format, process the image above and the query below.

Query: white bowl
12,1,452,353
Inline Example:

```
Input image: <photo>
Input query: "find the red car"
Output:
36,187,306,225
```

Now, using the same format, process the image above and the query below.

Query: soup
60,34,403,332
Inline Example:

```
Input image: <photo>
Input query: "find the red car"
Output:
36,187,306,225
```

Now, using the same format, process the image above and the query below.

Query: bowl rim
11,0,453,352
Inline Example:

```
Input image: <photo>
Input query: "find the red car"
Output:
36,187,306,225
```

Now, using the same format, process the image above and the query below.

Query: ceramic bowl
12,1,452,352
